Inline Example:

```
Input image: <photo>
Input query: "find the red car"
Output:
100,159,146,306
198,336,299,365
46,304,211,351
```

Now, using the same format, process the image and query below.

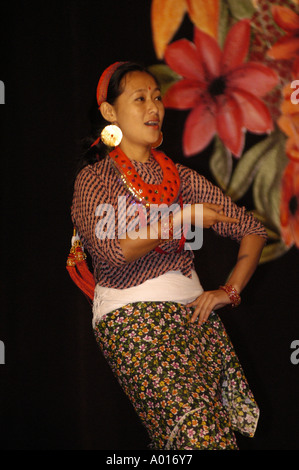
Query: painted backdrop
0,0,298,451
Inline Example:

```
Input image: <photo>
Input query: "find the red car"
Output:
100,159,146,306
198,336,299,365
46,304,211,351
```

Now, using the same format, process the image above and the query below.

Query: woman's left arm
187,233,266,325
179,166,267,324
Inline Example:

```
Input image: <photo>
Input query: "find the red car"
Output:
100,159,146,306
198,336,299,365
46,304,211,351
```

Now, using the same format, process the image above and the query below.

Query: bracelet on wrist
219,284,241,307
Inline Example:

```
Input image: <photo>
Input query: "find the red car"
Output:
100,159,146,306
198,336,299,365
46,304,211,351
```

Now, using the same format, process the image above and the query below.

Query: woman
71,61,267,450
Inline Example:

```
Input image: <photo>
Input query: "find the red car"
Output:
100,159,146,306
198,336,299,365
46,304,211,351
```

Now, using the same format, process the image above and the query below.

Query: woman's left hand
186,289,231,325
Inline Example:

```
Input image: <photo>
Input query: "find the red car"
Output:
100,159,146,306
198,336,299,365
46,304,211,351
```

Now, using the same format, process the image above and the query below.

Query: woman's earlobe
99,101,116,123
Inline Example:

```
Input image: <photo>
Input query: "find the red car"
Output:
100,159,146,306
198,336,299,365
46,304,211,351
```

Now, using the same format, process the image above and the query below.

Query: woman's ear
99,102,116,123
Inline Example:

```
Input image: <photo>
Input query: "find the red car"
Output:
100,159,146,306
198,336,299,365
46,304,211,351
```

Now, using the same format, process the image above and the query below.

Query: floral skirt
93,301,259,450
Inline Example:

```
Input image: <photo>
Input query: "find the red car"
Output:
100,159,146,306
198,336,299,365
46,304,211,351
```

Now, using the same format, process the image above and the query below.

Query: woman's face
111,71,165,153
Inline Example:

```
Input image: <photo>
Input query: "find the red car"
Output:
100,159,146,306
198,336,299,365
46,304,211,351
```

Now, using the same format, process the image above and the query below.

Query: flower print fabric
93,301,259,450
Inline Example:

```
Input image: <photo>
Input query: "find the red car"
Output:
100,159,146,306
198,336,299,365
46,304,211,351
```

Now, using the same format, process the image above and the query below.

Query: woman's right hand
191,203,239,228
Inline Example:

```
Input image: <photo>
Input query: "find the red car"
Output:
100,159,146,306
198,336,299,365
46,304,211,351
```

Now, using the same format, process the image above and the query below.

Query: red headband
96,61,127,108
91,61,127,148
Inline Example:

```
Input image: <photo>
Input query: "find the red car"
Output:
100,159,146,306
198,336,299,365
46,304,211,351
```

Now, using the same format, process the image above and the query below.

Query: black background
0,1,298,450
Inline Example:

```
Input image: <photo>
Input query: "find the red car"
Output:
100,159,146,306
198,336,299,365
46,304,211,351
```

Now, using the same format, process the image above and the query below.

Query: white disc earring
100,124,123,147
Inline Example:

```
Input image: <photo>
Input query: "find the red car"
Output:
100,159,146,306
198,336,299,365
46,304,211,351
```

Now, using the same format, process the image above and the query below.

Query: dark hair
76,62,159,174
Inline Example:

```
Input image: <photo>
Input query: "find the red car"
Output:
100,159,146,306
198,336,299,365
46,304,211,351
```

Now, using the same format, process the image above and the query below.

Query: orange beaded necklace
109,146,186,253
109,146,181,207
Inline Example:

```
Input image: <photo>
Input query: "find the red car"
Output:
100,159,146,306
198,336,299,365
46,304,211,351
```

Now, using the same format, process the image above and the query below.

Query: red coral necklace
109,146,186,253
109,146,181,207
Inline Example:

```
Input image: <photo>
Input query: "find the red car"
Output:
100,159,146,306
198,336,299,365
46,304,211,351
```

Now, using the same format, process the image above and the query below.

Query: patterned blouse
71,153,267,289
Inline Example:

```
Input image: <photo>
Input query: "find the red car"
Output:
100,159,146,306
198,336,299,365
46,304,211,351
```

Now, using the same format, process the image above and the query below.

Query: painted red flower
163,20,279,157
249,0,297,121
280,160,299,248
267,5,299,73
277,60,299,164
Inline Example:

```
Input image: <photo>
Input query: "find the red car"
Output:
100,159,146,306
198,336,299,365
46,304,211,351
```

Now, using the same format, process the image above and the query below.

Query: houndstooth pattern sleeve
178,164,268,243
71,164,127,269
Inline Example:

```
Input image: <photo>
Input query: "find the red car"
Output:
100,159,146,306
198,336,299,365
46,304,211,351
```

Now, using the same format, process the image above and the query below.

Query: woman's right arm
72,167,240,265
119,203,239,263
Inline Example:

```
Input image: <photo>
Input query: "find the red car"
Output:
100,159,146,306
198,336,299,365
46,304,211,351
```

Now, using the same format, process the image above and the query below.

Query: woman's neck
118,142,151,163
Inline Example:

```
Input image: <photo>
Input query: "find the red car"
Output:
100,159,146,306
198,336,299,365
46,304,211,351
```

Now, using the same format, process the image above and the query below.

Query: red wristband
219,284,241,308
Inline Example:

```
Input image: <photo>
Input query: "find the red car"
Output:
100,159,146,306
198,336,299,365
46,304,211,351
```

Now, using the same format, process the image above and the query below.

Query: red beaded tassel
66,230,95,300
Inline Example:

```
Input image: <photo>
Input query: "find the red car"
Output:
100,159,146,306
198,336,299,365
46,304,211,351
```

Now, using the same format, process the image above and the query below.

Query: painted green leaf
259,241,290,264
226,0,256,20
218,1,230,49
226,133,278,201
209,137,233,191
148,64,181,96
251,211,281,240
252,131,288,233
